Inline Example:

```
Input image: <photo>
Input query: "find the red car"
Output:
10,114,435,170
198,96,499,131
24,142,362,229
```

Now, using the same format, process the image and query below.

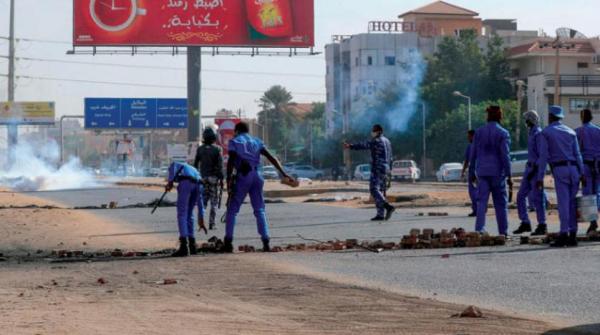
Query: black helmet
202,127,217,144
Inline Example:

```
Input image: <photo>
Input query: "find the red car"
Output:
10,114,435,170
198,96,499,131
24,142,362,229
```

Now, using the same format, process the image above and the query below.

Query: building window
577,62,589,69
569,98,600,113
367,56,373,66
355,57,359,67
384,56,396,66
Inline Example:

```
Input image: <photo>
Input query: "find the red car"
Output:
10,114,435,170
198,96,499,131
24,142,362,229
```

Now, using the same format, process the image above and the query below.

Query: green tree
485,34,513,100
428,100,520,167
257,85,294,156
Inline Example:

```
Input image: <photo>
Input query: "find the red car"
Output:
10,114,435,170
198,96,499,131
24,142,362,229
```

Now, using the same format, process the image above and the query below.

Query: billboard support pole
7,0,17,164
187,46,202,143
59,115,84,164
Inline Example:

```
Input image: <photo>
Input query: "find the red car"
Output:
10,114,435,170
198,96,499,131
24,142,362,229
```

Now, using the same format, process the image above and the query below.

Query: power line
0,55,323,78
14,74,325,96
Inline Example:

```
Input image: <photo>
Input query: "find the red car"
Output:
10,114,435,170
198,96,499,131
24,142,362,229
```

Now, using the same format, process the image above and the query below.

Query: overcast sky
0,0,599,125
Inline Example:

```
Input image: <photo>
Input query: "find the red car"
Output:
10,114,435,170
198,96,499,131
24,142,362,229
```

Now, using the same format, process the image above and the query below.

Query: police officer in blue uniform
575,109,600,234
223,122,292,253
165,161,206,257
469,106,513,236
538,105,585,247
344,124,395,221
461,130,477,217
513,110,547,236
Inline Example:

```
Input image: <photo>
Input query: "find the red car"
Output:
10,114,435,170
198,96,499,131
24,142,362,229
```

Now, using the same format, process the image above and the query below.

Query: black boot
172,237,189,257
209,223,216,230
586,221,598,235
384,204,396,221
513,222,532,235
371,216,385,221
568,232,578,247
550,233,569,248
468,212,477,217
222,237,233,253
188,237,198,255
262,239,271,252
531,224,547,236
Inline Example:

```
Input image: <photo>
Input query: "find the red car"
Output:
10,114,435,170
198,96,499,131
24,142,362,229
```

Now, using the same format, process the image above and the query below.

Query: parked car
289,165,325,180
436,162,463,182
261,165,280,180
391,160,421,182
510,150,529,176
354,164,371,181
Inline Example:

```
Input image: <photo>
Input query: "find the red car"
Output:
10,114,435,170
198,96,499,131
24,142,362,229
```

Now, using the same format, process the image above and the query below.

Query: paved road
28,186,600,331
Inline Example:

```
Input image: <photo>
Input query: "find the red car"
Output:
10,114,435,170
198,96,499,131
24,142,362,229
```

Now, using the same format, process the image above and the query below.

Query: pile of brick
520,231,600,245
50,248,171,259
400,228,505,249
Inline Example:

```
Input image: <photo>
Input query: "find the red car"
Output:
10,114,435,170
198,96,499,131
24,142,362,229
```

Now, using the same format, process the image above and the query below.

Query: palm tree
258,85,294,155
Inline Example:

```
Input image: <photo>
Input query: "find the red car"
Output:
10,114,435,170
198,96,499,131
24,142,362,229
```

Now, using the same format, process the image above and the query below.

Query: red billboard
73,0,314,47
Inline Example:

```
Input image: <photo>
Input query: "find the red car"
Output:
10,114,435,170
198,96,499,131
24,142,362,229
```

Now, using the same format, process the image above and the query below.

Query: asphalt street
28,186,600,331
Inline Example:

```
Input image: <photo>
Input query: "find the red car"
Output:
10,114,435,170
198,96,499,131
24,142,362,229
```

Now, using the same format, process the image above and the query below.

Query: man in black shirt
194,127,224,230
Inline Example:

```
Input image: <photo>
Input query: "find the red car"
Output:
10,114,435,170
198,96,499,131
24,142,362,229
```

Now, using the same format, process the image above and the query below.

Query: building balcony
544,75,600,96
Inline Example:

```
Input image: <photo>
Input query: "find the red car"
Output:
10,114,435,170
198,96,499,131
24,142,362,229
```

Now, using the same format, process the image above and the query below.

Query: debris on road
97,278,107,285
453,305,484,318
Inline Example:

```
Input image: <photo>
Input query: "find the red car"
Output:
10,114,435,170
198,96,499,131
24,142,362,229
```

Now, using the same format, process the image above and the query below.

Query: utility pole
553,36,561,105
422,102,427,178
7,0,18,154
516,81,525,148
187,47,202,143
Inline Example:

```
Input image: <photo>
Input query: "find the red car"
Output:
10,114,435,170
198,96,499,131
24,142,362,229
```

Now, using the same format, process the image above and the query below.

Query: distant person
344,124,395,221
194,127,224,231
461,129,477,217
223,122,293,253
165,161,207,257
575,108,600,235
513,111,547,236
538,106,585,247
332,165,340,181
469,106,513,236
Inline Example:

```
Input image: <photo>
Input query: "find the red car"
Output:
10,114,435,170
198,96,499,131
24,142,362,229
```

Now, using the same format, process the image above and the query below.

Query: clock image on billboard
89,0,146,32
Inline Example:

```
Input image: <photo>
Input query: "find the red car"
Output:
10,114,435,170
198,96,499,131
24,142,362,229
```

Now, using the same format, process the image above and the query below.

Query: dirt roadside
0,255,562,335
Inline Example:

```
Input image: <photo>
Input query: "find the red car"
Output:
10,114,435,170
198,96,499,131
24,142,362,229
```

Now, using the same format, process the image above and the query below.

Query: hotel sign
368,21,438,36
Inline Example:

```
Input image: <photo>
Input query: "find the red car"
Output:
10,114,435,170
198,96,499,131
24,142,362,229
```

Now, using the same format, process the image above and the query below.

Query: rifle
151,165,184,214
220,172,237,223
217,178,224,209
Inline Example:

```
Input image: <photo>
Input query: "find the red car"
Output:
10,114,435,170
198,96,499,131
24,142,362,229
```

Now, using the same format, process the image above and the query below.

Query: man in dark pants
575,109,600,234
344,124,395,221
194,127,224,230
470,106,513,236
513,110,547,236
223,122,292,253
461,130,477,217
538,106,585,247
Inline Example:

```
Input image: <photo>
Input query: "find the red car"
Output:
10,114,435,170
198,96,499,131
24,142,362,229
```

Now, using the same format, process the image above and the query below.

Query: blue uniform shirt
576,122,600,161
527,126,544,165
350,135,392,175
538,121,584,180
470,122,511,178
168,161,201,183
228,133,265,170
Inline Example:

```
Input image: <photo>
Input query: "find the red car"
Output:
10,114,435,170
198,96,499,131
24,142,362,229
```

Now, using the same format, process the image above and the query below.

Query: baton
151,165,184,214
508,181,514,203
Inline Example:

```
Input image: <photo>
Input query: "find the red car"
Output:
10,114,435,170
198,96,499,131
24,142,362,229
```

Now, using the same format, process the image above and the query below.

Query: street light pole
421,102,427,178
7,0,17,161
453,91,472,130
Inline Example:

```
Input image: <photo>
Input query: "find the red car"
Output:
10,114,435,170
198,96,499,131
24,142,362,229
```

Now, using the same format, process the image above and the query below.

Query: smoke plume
0,139,98,192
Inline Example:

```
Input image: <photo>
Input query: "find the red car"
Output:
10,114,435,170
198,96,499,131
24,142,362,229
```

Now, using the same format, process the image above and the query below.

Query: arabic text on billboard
74,0,314,47
0,102,55,125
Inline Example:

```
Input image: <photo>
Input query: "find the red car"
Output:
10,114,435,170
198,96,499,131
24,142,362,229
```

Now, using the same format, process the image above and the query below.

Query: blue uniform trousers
517,168,546,226
176,180,200,238
582,164,600,211
225,170,270,241
468,180,478,214
476,176,509,235
370,172,387,217
553,166,580,233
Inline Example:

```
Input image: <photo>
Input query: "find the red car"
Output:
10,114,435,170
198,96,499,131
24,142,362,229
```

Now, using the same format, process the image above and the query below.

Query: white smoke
0,139,98,191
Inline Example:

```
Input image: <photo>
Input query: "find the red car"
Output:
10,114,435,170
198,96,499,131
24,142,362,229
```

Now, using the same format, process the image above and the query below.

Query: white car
391,160,421,182
354,164,371,181
510,151,528,176
436,162,463,182
289,165,325,180
261,166,280,180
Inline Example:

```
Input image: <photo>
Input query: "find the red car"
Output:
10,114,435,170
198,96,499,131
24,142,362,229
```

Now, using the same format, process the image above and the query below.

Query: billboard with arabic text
73,0,314,47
